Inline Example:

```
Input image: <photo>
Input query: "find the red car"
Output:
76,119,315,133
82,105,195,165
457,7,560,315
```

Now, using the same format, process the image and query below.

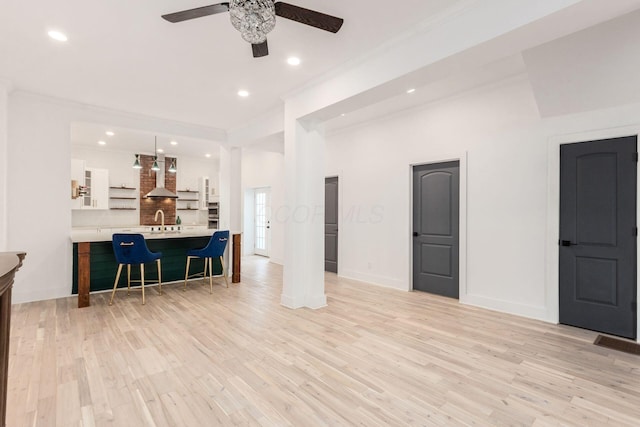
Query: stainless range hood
145,154,178,199
145,187,178,199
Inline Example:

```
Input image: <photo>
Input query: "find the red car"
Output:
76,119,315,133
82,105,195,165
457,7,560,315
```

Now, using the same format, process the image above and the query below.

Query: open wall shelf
109,186,138,210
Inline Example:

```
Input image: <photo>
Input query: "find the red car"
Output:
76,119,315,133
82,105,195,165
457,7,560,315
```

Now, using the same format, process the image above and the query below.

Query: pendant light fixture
151,137,160,171
132,154,142,169
132,136,177,173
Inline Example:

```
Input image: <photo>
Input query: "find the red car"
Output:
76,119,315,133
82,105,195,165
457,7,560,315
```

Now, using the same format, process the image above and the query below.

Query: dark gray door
325,177,338,273
413,161,459,298
560,136,637,339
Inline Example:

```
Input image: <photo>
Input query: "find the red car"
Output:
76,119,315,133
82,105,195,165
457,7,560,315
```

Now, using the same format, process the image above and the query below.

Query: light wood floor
7,257,640,426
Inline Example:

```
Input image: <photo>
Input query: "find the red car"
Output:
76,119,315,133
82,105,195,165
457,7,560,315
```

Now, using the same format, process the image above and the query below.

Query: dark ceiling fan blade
274,2,343,33
252,40,269,58
162,3,230,23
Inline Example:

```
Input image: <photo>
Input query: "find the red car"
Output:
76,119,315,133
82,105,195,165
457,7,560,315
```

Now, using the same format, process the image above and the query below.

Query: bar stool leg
221,256,229,288
208,258,213,294
203,258,208,286
140,263,145,305
109,264,123,306
127,264,131,296
157,259,162,295
184,257,191,291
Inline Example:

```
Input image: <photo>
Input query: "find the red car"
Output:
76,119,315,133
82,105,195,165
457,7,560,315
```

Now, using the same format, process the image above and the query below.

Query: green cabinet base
72,236,222,293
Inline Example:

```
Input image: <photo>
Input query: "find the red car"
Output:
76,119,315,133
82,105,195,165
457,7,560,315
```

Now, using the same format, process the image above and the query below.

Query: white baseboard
305,293,327,309
12,286,70,305
461,293,551,323
339,269,406,291
280,293,304,309
280,292,327,309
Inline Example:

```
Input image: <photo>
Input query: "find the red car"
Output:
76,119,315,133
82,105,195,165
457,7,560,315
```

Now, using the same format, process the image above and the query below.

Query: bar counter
72,228,221,307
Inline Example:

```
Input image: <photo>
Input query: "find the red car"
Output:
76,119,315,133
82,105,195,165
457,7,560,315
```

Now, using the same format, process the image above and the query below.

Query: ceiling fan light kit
230,0,276,44
162,1,343,58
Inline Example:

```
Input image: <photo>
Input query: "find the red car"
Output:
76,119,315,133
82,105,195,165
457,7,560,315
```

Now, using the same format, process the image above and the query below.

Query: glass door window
254,188,270,256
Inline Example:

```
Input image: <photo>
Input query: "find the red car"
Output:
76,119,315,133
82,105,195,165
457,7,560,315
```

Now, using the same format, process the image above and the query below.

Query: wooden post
77,242,91,308
232,233,241,283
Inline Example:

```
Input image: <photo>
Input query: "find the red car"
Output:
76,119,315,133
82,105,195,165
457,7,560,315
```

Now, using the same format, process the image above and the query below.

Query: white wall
7,91,223,303
0,83,8,250
243,188,255,257
325,74,640,325
71,147,141,227
8,93,73,302
175,155,218,226
241,148,285,264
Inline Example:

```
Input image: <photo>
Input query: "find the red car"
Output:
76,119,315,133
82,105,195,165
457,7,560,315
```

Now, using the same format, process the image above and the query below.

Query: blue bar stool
110,233,162,305
184,230,229,293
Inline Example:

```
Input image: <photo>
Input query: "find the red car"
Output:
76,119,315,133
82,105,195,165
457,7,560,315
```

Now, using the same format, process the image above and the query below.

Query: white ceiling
7,0,640,150
0,0,467,131
71,122,221,159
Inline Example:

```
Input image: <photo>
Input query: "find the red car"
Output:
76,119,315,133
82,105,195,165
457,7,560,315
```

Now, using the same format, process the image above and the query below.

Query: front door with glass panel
254,187,271,257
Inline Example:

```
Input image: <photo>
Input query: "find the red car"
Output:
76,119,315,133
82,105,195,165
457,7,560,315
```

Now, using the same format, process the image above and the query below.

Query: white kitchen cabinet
199,176,209,210
82,167,109,210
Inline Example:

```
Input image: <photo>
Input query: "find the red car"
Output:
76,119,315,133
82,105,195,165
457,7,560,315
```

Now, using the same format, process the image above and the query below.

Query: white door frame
408,152,468,301
546,125,640,341
254,187,271,257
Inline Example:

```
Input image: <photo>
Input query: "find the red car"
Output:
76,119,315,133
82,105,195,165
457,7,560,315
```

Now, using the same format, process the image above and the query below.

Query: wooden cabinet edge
0,251,25,427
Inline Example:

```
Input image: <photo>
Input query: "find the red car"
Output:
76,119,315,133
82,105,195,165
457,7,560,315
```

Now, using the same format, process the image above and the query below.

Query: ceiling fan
162,1,344,58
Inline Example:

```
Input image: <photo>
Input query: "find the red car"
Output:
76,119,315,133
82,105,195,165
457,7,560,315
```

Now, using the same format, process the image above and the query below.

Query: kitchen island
72,227,223,307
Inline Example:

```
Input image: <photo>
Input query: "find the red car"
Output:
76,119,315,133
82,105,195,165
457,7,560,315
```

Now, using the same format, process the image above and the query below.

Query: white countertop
71,226,216,243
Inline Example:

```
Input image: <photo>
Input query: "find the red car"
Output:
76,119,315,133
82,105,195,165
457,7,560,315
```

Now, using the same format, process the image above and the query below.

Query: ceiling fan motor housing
229,0,276,43
161,1,344,58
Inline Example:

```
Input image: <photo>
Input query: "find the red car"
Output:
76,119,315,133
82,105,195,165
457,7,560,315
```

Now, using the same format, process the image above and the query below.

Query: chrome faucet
154,209,165,233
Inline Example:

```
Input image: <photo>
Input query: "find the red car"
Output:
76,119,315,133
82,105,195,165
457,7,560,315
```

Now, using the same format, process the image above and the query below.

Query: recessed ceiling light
205,153,211,158
157,148,164,153
47,30,68,42
105,131,114,136
170,141,178,146
287,57,301,66
238,90,250,98
407,88,416,94
340,113,346,117
98,140,106,146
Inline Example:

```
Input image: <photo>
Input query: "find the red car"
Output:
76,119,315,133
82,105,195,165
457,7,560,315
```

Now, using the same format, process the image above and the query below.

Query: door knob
560,240,575,246
413,232,419,237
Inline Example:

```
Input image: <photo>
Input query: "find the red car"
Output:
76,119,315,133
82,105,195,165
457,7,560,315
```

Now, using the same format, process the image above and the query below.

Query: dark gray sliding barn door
413,161,460,298
559,136,637,339
325,177,338,273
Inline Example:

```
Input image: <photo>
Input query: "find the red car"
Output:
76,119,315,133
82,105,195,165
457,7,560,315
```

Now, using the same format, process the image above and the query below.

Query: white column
281,112,326,309
0,81,10,251
219,146,242,231
219,146,242,275
229,148,242,233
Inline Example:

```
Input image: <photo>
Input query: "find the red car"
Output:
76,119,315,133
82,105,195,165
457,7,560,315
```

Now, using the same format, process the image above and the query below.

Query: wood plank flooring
7,257,640,426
